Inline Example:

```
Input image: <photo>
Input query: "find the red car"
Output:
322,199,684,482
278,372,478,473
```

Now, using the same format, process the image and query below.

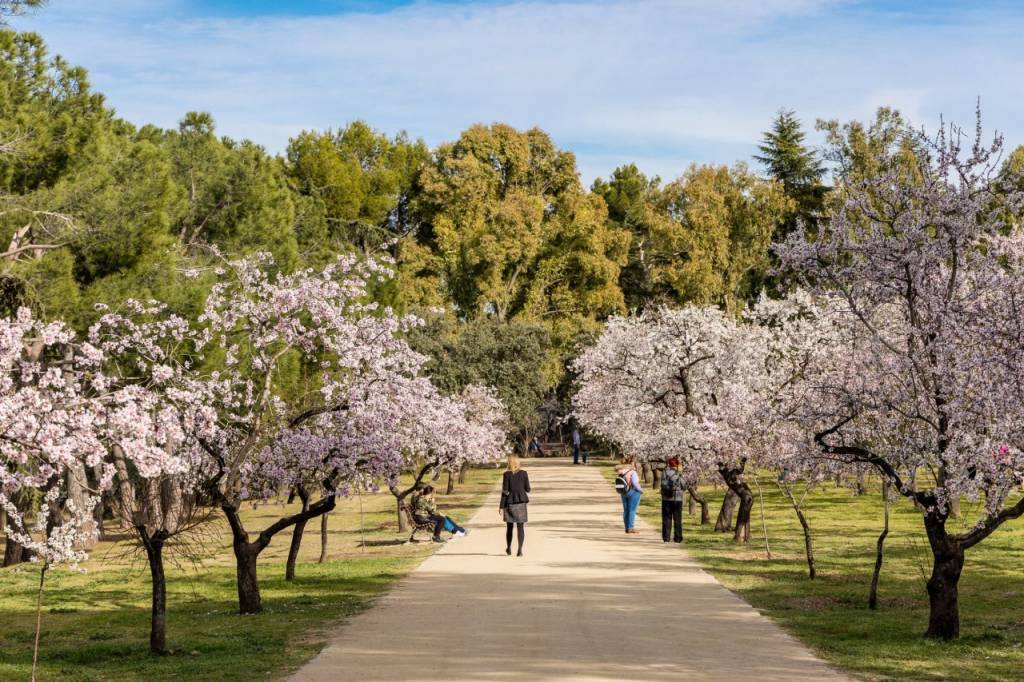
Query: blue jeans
572,443,580,463
622,490,642,530
443,517,463,533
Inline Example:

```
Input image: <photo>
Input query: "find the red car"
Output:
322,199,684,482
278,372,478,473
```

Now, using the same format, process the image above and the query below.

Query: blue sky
10,0,1024,183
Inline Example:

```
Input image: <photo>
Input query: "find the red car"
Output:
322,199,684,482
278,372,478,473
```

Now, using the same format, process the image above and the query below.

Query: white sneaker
454,530,466,538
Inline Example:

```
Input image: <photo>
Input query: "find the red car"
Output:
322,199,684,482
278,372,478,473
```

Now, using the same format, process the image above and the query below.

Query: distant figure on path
615,456,643,534
500,454,530,556
528,436,545,456
660,457,685,543
412,485,467,543
572,427,582,464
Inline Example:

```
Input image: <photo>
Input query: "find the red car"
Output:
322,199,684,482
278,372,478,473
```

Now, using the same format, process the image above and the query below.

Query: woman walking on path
617,457,643,534
500,454,530,556
660,457,685,543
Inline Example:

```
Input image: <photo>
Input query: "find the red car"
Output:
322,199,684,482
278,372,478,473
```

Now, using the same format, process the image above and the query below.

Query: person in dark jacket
660,457,685,543
499,454,530,556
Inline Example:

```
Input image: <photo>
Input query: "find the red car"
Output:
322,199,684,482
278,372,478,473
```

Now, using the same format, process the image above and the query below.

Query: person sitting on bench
411,485,468,542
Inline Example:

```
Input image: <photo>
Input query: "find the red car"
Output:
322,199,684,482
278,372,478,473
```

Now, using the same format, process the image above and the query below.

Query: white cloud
12,0,1024,183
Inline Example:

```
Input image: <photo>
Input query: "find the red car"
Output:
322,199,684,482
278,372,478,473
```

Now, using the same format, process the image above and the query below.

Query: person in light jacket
499,454,531,556
618,456,643,534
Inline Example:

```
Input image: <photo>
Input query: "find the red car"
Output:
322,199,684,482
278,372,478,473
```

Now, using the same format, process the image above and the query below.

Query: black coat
500,470,530,508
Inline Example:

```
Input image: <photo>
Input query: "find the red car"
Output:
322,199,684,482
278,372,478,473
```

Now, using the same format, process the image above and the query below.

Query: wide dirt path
289,459,848,681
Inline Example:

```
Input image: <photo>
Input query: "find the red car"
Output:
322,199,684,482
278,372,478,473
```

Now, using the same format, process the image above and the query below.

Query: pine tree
754,110,828,238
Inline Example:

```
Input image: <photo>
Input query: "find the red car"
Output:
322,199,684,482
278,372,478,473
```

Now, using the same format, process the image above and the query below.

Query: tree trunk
718,464,753,543
687,492,695,515
869,481,890,609
446,471,454,495
795,507,815,579
3,488,34,567
318,513,329,564
854,470,866,496
715,489,739,532
733,491,754,543
3,535,32,567
234,542,262,615
923,513,964,640
651,465,662,491
458,464,467,484
395,498,409,532
687,487,710,525
285,519,307,582
141,530,169,655
285,487,310,581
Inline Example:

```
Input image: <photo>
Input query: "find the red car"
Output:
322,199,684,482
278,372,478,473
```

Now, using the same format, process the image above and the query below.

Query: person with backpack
660,457,685,543
614,457,643,534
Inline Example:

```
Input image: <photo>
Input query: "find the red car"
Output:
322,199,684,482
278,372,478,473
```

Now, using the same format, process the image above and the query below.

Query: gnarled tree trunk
687,487,710,525
718,462,753,543
923,511,964,640
715,489,738,532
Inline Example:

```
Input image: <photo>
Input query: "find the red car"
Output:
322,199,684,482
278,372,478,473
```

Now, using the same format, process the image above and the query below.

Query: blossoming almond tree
0,308,190,671
572,305,769,541
182,252,430,614
387,381,508,532
776,114,1024,639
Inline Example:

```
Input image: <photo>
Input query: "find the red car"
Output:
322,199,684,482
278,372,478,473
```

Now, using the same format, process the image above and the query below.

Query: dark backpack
614,473,629,495
661,469,680,498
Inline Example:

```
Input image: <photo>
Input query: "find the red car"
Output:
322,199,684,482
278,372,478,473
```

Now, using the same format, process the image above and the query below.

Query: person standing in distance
572,427,582,465
660,457,685,543
500,454,530,556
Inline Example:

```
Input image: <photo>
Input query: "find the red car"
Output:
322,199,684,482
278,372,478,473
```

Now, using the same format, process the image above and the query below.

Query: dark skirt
503,502,528,524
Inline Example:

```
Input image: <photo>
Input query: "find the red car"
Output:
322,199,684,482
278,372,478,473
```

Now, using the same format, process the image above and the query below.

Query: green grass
0,467,502,681
602,464,1024,682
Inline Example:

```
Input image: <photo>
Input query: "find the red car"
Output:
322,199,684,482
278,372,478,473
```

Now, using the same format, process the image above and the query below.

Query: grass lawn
0,466,502,681
602,463,1024,682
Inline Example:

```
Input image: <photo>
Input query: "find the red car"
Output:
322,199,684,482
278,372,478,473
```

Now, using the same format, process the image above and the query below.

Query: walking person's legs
516,522,525,556
661,498,672,542
671,500,683,542
505,522,514,554
626,490,641,532
621,494,630,531
572,443,579,464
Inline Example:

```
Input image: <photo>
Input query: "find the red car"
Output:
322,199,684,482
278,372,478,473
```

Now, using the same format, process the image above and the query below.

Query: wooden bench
532,441,567,457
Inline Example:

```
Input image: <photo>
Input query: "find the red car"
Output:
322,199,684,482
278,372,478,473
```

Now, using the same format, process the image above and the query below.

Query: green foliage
286,121,428,259
593,163,673,311
407,123,629,326
654,164,790,313
413,316,554,437
816,107,922,189
0,31,108,194
754,109,828,238
162,112,298,270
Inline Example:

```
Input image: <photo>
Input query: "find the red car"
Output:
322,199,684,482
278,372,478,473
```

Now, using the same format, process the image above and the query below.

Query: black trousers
661,499,683,542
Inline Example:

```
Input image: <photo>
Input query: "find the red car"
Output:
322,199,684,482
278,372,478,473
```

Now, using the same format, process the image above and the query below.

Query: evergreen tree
754,109,828,237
